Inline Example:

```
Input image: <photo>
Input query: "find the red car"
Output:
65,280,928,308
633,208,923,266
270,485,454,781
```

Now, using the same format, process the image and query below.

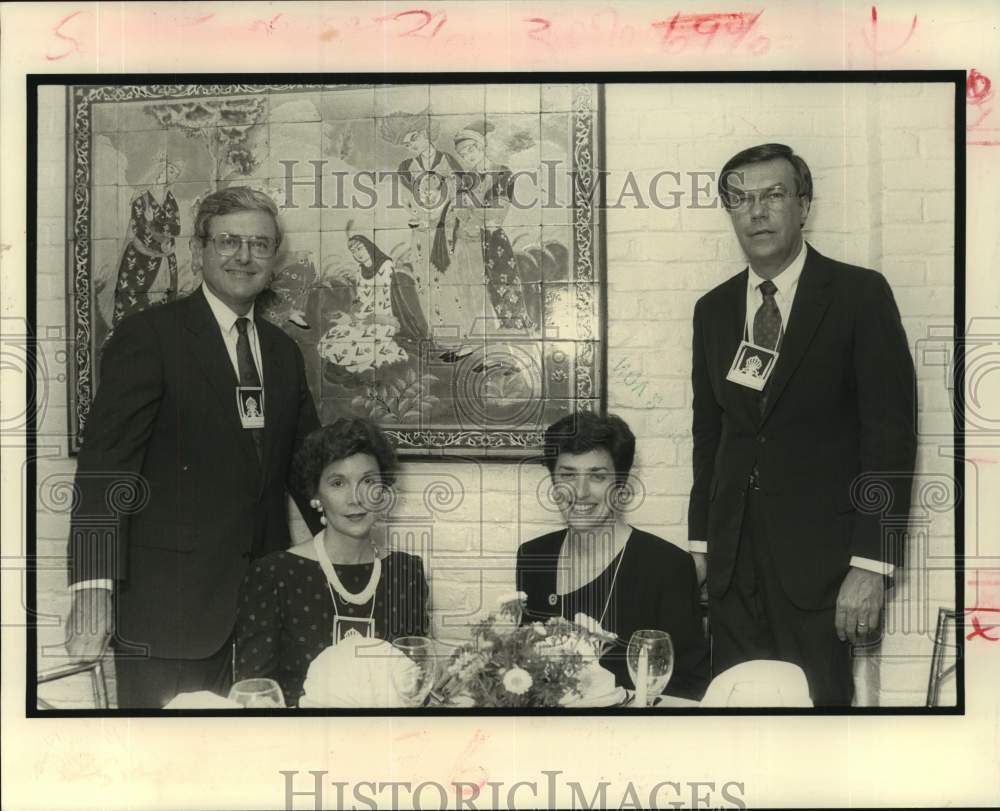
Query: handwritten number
373,9,447,38
46,11,85,61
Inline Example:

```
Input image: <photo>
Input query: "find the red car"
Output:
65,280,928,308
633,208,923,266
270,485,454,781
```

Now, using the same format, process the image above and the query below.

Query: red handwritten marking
651,11,769,56
374,9,447,38
394,730,425,741
180,13,215,27
966,69,999,144
250,14,284,35
448,729,488,799
967,617,1000,641
861,6,918,57
46,11,85,61
524,17,553,44
967,68,993,105
964,607,1000,642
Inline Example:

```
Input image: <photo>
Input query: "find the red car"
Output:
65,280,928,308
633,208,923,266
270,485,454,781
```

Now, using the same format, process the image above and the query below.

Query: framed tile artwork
66,82,606,458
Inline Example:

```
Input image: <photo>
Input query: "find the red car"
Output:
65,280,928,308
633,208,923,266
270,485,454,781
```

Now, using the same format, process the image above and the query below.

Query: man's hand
691,552,708,600
835,567,884,644
65,588,114,662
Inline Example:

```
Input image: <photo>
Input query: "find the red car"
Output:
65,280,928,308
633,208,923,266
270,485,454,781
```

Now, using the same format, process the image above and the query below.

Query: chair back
37,658,110,710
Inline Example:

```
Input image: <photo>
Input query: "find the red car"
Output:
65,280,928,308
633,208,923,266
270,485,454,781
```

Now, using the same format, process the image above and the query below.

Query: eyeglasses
723,187,801,212
206,233,277,259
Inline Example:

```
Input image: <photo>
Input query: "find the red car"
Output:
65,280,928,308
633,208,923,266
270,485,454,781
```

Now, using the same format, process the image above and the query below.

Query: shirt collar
748,239,808,298
200,283,255,334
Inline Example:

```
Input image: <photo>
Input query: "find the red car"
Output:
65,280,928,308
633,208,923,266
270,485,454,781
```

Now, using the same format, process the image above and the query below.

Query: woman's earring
310,498,327,526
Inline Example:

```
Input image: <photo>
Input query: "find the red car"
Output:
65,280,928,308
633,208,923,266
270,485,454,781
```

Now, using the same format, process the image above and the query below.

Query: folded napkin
299,636,419,708
559,661,620,707
162,691,242,709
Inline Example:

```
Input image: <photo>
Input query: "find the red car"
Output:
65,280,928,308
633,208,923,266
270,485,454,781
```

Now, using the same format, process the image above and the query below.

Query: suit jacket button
758,435,766,444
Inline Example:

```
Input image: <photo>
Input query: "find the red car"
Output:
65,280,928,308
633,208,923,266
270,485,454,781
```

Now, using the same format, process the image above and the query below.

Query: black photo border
25,69,965,718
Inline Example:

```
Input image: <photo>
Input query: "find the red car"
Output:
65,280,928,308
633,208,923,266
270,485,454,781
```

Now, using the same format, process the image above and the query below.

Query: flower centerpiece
436,593,619,708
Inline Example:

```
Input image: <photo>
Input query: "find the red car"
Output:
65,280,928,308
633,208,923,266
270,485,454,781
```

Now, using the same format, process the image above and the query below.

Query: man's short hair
719,143,813,209
193,187,283,247
542,412,636,484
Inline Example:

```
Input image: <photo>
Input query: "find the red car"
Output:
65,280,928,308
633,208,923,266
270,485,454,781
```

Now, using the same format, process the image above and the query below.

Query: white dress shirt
72,285,265,593
690,241,893,577
201,283,264,384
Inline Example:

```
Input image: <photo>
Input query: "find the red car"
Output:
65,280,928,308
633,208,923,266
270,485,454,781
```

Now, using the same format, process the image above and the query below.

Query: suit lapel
760,245,834,423
183,287,260,475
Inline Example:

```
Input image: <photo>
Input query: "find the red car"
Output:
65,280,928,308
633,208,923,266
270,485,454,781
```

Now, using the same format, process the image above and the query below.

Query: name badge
333,616,375,645
236,386,265,428
725,340,778,392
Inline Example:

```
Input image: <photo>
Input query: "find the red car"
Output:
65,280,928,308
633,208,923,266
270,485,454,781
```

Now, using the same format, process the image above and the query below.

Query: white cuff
689,540,708,554
849,556,895,577
70,579,113,592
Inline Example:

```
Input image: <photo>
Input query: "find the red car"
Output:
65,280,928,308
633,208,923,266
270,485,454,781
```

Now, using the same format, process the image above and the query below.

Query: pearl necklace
312,532,381,606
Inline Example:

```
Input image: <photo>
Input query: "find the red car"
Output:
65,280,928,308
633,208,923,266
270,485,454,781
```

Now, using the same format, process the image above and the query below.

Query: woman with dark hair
516,413,709,700
317,234,428,379
235,418,429,705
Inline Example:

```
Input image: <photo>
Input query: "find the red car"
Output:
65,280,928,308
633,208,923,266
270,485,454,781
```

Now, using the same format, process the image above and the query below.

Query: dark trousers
709,489,853,706
114,638,233,709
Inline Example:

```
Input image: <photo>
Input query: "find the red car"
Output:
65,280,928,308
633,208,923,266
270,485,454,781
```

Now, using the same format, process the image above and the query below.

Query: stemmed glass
228,677,285,708
390,636,437,707
627,630,674,707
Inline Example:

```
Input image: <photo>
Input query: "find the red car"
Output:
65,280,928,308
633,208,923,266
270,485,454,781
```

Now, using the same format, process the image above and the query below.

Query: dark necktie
753,279,781,415
753,279,781,350
235,317,263,462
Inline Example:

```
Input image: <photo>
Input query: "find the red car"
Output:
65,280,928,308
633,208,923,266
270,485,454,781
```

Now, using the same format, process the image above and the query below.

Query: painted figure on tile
378,110,463,194
452,120,535,333
110,152,183,331
404,169,488,362
257,251,319,330
317,233,427,381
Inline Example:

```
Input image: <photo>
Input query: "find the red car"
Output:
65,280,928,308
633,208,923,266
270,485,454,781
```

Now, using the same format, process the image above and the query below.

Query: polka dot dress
235,550,429,705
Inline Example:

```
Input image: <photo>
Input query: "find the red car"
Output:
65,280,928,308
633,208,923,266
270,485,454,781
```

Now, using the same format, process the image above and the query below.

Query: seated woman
516,413,709,700
235,418,429,706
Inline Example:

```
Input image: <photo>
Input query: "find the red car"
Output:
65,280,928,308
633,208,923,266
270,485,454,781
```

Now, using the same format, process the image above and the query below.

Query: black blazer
688,245,917,609
68,286,320,659
516,528,709,700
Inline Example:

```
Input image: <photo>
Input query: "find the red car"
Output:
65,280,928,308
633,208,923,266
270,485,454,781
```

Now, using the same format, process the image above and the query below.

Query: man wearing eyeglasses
65,187,321,707
688,143,916,705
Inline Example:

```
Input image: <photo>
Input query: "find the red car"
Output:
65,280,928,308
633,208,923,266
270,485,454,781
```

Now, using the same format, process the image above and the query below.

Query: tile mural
68,83,605,457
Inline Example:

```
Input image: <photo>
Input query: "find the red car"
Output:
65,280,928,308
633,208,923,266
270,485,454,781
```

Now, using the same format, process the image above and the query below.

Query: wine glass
627,630,674,707
228,677,285,708
390,636,437,707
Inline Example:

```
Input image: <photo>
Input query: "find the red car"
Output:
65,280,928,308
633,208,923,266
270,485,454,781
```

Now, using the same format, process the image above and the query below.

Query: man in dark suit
688,143,916,705
65,187,321,708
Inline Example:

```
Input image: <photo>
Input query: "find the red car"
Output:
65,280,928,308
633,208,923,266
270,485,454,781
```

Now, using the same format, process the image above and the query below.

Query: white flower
574,613,617,642
496,591,528,609
502,667,533,695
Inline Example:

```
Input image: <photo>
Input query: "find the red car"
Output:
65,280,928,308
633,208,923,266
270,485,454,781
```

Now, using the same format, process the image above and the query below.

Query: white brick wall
34,82,955,707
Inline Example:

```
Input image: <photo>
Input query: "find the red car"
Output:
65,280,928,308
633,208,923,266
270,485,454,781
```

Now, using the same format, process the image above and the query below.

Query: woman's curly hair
293,418,399,497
